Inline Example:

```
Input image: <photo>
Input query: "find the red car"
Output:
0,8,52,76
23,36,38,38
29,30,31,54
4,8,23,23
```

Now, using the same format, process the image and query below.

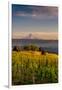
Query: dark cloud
12,4,58,17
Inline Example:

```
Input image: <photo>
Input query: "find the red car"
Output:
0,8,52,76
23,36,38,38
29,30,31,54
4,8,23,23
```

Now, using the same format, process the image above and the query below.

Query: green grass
12,51,58,85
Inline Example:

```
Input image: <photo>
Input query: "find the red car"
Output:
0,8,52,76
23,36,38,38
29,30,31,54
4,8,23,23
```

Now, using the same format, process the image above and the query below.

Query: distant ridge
12,38,58,41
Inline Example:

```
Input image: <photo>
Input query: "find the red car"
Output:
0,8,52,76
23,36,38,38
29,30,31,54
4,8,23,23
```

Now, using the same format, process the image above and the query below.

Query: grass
12,51,58,85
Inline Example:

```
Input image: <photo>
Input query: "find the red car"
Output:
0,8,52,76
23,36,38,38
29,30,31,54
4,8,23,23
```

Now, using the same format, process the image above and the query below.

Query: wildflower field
12,51,58,85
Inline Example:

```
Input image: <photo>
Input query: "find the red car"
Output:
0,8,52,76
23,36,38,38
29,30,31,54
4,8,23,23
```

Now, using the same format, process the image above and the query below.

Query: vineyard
12,51,58,85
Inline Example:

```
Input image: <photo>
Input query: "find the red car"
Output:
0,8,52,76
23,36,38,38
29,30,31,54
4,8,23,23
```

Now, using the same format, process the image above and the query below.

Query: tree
23,44,39,51
13,46,20,51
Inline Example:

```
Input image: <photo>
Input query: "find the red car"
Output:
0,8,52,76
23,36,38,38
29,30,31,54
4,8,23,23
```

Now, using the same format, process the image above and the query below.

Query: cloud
13,5,58,18
12,31,58,40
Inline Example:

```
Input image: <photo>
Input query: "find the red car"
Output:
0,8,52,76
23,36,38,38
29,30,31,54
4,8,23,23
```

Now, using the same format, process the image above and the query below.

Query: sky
12,4,58,40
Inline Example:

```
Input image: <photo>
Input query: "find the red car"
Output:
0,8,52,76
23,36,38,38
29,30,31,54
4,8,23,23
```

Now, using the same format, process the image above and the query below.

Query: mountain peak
24,33,36,39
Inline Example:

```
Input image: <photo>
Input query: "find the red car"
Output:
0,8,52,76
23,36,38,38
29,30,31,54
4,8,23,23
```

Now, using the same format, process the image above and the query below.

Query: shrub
39,47,46,55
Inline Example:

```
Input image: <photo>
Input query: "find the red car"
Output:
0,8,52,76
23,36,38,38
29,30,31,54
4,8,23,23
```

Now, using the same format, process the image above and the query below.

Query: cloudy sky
12,4,58,40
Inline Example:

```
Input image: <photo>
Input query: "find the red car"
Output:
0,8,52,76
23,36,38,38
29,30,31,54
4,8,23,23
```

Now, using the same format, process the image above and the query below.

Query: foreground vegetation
12,50,58,85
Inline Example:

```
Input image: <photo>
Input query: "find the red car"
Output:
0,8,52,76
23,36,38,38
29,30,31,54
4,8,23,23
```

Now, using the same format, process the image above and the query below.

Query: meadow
12,50,58,85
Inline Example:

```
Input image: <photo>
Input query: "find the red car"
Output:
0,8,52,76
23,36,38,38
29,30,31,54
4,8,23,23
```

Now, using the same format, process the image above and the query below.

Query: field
12,51,58,85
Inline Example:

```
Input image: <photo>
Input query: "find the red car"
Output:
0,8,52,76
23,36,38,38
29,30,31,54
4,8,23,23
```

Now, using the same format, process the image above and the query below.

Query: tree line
12,44,46,55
